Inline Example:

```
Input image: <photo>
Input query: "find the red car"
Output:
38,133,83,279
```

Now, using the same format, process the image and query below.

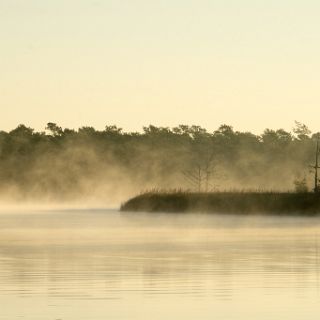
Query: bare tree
182,144,219,192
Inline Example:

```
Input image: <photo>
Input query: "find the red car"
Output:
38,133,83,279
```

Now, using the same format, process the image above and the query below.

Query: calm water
1,209,320,319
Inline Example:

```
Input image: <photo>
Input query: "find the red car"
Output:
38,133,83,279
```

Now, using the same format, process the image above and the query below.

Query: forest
0,121,318,203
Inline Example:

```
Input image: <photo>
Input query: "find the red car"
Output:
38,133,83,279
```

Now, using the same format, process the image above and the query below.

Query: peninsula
120,191,320,215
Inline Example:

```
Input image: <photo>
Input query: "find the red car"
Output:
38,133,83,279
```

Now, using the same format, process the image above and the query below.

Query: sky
1,0,320,134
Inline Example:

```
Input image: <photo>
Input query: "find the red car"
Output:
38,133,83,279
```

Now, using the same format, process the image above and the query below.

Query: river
0,208,320,319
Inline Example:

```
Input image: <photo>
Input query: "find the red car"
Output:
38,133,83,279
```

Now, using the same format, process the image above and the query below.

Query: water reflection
0,210,320,319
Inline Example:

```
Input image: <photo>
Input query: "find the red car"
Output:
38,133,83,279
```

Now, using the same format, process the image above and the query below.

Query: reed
120,191,320,215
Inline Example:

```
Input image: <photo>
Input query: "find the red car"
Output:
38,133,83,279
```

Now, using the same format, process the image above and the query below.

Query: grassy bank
120,191,320,215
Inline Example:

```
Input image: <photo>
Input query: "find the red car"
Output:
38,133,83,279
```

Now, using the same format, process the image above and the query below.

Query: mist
0,121,318,207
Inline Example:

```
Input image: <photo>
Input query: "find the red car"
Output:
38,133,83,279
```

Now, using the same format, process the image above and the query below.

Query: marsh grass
121,190,320,215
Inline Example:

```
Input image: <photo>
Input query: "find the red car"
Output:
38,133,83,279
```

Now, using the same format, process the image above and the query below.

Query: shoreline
120,192,320,215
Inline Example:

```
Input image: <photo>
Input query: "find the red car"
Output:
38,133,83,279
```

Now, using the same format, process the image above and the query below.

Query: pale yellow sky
1,1,320,133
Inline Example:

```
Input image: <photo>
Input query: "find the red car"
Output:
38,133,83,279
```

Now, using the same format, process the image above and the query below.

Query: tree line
0,121,318,201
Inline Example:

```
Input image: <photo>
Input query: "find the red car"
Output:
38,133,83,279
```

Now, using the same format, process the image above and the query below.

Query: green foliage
46,122,63,137
293,121,311,140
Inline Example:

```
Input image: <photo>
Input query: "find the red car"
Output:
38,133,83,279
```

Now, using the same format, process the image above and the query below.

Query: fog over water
1,208,320,319
3,0,320,317
0,122,318,206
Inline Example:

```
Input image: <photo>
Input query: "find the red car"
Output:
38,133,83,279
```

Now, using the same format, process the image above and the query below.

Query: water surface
0,209,320,319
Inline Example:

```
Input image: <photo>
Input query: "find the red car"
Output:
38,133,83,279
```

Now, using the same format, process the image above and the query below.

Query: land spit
120,192,320,215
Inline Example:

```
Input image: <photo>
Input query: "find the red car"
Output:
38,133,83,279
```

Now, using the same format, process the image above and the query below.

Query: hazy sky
1,0,320,133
